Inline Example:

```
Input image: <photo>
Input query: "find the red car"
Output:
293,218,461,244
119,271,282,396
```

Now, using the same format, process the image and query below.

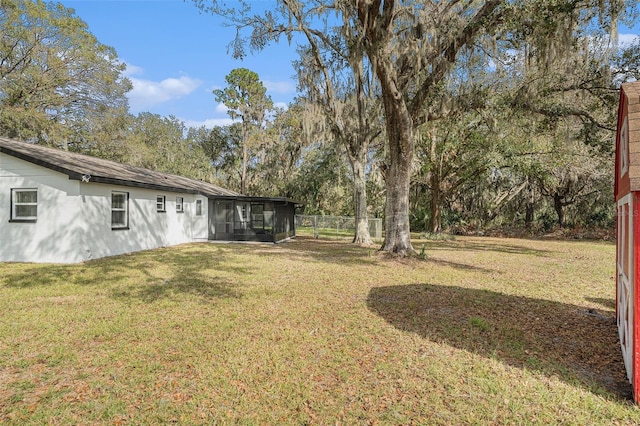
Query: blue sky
60,0,300,129
60,1,639,130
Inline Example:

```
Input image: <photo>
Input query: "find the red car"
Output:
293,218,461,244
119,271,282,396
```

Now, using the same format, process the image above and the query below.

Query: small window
11,188,37,221
621,117,629,178
196,199,203,216
156,195,166,212
112,191,129,229
176,197,184,213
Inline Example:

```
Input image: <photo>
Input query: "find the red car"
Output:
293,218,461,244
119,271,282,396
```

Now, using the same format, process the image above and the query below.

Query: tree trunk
241,141,247,195
373,62,415,255
351,158,373,244
525,179,535,229
241,123,248,195
553,194,565,227
380,102,415,255
429,185,442,233
525,202,535,228
429,132,442,233
383,155,414,255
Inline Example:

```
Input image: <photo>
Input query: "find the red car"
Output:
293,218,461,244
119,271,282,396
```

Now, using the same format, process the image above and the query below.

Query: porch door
617,193,634,383
214,201,234,240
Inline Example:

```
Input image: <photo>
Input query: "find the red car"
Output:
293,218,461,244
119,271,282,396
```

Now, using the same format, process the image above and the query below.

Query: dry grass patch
0,236,639,424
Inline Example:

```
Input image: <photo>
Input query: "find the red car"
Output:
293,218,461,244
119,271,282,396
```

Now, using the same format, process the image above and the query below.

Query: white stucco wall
1,153,210,263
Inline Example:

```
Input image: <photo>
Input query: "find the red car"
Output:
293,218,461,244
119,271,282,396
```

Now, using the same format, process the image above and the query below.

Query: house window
176,197,184,213
112,191,129,229
11,188,37,221
196,199,203,216
156,195,166,212
621,116,629,178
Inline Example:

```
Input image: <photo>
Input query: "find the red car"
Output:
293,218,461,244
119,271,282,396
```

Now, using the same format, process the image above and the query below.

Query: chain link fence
295,215,383,241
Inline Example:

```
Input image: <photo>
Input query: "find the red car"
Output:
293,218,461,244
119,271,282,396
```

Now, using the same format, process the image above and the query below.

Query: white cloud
183,117,235,129
215,103,229,114
619,33,639,48
123,62,144,77
126,69,202,112
264,79,296,94
274,101,288,110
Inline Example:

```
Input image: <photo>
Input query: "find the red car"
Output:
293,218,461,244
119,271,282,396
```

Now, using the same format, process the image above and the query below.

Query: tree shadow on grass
425,257,496,273
281,237,381,264
0,263,128,288
367,283,632,400
0,246,245,303
267,237,498,273
421,239,554,257
109,275,241,303
586,297,616,311
107,249,245,303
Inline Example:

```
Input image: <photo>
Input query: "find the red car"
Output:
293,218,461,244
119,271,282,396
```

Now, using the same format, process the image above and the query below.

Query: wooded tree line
2,0,640,252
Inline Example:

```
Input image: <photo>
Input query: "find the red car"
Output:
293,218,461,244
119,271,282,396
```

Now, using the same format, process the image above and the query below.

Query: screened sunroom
208,197,301,243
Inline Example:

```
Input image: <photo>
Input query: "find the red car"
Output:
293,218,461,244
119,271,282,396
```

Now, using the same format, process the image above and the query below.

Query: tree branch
409,0,505,123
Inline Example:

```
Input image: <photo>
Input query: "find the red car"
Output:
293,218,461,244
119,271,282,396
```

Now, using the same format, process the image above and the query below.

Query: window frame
176,197,184,213
621,116,629,178
156,195,166,213
195,199,203,216
10,188,38,222
111,191,129,230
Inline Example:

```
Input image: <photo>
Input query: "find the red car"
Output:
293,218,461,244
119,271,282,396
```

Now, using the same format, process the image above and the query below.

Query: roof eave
211,195,303,205
85,175,203,195
0,146,85,181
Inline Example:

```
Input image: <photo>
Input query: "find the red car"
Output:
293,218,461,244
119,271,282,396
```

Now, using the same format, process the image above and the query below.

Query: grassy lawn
0,236,638,424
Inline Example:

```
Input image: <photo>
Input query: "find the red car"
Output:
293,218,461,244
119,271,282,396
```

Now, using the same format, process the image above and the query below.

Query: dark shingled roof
0,137,240,197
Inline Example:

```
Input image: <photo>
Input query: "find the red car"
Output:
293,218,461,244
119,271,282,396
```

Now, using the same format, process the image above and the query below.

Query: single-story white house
0,137,300,263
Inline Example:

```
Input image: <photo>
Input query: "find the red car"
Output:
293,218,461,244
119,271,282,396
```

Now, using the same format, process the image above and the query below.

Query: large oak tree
194,0,635,255
0,0,131,148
